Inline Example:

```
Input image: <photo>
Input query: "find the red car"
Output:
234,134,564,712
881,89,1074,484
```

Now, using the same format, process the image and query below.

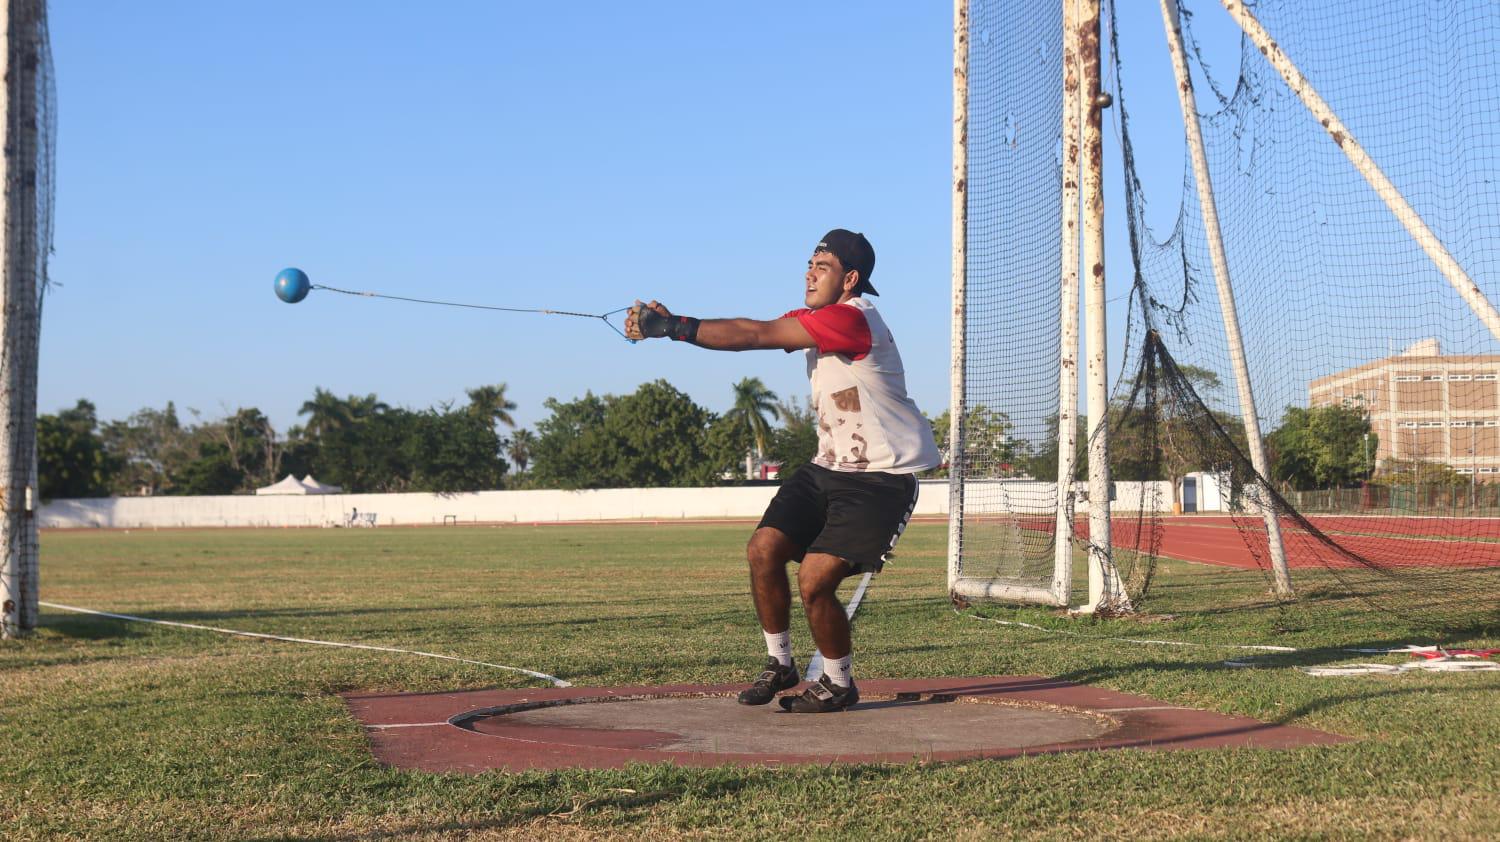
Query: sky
40,1,1240,435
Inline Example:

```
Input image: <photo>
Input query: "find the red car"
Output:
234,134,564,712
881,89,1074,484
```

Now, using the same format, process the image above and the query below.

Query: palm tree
507,428,536,472
466,383,518,429
726,377,781,460
346,393,390,421
298,388,352,440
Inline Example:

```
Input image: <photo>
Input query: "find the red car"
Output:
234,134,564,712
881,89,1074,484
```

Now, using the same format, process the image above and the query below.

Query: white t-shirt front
782,297,940,474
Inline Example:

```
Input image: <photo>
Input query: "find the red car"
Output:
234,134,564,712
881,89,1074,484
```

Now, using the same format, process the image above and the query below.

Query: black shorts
756,463,921,574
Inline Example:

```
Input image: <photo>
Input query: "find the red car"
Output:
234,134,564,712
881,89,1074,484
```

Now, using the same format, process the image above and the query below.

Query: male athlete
626,229,939,713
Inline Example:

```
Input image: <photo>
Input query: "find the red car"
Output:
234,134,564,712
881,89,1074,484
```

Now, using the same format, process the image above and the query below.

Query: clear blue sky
41,1,1231,434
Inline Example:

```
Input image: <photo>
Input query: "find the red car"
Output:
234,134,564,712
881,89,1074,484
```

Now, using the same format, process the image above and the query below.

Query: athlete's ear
844,270,860,292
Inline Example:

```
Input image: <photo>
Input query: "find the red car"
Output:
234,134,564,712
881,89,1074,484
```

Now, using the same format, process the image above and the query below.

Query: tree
529,382,718,489
1266,404,1375,490
529,392,610,489
1107,353,1258,511
1123,363,1224,398
725,377,780,460
171,440,243,496
101,402,192,495
1020,413,1088,482
765,397,819,479
601,381,718,487
466,383,518,430
277,425,318,484
38,400,118,499
406,410,508,492
507,428,536,473
346,392,390,422
931,405,1027,478
1174,364,1223,397
210,407,279,490
704,413,752,480
298,388,352,440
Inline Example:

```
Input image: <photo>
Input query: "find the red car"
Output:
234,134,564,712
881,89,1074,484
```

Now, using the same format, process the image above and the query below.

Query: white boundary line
960,609,1295,652
1300,661,1499,676
960,609,1499,677
40,601,571,687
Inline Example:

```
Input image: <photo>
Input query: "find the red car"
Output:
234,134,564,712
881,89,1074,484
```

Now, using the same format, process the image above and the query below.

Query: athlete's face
805,249,858,310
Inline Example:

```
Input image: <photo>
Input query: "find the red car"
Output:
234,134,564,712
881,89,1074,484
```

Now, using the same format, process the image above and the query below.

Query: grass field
4,523,1498,840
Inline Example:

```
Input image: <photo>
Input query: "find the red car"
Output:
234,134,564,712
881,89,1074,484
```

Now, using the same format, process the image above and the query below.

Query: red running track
1101,516,1500,570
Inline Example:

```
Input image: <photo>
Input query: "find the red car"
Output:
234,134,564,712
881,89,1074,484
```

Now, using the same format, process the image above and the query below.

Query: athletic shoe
779,674,860,713
736,657,800,705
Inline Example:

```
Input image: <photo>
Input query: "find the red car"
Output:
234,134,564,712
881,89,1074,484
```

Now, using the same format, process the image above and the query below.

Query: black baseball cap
815,229,877,296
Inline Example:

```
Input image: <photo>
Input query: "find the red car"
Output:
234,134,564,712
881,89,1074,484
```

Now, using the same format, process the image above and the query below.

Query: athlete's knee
746,528,789,573
797,557,845,604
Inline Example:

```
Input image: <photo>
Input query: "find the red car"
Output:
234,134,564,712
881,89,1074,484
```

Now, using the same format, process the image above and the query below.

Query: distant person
626,229,939,712
348,507,359,528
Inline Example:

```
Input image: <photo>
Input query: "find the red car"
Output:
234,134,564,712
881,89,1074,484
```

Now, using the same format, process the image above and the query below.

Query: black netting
953,0,1069,593
1107,0,1500,630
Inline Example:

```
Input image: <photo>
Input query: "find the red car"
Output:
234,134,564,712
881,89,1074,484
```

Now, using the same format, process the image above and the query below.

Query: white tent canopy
255,475,313,496
254,475,342,496
299,475,342,494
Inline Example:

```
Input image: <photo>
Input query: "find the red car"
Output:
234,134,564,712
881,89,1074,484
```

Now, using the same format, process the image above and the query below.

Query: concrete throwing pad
345,676,1349,772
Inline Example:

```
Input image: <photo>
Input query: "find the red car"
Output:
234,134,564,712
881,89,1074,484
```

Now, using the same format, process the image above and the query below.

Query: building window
1420,421,1445,428
1394,375,1421,382
1400,422,1419,429
1487,421,1500,428
1423,374,1445,381
1477,374,1498,382
1457,467,1475,474
1451,374,1473,382
1451,421,1476,427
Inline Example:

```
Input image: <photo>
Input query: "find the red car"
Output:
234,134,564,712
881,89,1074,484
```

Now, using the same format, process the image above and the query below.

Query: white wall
1106,480,1176,514
39,479,1173,530
42,482,939,529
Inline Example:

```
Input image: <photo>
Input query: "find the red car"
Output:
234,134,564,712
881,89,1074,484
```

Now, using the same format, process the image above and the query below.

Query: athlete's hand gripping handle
627,300,699,342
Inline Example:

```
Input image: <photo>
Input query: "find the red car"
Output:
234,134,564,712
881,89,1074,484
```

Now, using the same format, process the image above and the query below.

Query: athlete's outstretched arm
626,300,816,352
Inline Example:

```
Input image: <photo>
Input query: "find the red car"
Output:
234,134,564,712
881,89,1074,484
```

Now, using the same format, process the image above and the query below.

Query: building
1308,339,1500,479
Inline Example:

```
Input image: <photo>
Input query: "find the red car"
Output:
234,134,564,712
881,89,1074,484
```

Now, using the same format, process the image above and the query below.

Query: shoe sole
737,677,799,706
778,693,859,713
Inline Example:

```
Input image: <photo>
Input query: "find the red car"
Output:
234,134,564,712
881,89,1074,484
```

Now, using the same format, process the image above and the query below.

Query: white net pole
946,0,969,599
949,0,1073,608
1080,0,1127,613
1051,0,1082,606
1160,0,1292,596
0,0,44,640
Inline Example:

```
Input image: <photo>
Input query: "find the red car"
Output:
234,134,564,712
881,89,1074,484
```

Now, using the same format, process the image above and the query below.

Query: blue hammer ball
274,267,311,303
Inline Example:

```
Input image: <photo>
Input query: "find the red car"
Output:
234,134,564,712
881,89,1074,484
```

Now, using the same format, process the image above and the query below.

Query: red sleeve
783,304,871,360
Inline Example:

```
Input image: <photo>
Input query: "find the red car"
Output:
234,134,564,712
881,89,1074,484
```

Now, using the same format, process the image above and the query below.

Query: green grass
3,523,1498,840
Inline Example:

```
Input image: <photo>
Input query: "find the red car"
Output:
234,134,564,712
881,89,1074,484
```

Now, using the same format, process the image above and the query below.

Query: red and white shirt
782,297,940,474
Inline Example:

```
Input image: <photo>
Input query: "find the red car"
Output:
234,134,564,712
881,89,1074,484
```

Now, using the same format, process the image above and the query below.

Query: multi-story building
1308,339,1500,480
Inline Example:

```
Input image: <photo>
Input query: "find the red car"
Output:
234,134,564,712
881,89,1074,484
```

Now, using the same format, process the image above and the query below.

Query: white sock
822,654,853,687
764,630,792,666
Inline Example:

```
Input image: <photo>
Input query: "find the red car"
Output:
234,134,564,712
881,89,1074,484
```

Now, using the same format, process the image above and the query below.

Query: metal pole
1160,0,1292,596
0,0,43,639
1080,0,1126,613
946,0,969,600
1052,0,1082,606
1217,0,1500,346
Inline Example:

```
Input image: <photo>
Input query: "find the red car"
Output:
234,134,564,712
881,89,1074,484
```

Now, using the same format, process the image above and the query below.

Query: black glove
638,307,701,342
